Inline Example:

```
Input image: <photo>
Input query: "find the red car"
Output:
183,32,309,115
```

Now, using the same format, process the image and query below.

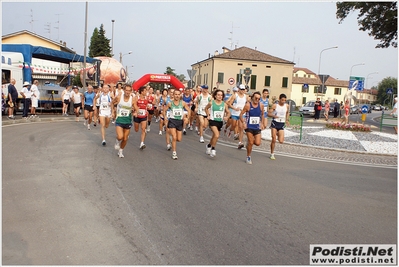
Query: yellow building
191,46,295,101
292,67,349,106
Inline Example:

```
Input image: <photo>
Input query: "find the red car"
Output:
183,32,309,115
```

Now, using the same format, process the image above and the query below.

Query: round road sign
228,78,235,85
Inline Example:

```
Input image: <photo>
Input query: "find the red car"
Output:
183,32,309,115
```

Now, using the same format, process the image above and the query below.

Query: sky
2,1,398,88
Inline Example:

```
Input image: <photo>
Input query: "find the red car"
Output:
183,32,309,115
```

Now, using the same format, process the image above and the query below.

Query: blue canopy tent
2,44,98,84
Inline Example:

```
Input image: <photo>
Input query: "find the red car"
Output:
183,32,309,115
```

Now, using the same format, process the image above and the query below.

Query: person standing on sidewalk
323,99,330,121
7,78,18,119
30,80,40,119
314,97,322,120
268,93,290,160
20,81,32,119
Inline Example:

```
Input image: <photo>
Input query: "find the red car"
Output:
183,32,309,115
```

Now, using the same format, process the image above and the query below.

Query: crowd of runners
61,83,290,164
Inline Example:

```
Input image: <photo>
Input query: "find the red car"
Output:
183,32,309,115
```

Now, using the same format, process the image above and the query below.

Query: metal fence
380,111,397,132
289,111,303,141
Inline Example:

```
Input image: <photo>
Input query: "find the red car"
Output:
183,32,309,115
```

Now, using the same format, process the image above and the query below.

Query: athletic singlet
116,93,133,124
273,103,288,123
197,93,211,115
136,97,148,118
209,100,225,122
231,93,247,116
246,102,262,130
95,92,101,106
170,100,184,120
84,91,96,106
182,94,192,111
147,94,155,110
115,89,123,97
99,93,112,116
63,90,71,100
71,91,82,104
259,97,269,115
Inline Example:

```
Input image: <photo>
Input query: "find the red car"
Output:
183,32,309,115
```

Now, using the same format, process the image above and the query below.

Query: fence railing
288,111,303,141
380,111,397,132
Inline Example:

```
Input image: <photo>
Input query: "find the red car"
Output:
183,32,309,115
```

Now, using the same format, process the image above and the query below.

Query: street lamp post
366,72,378,89
119,51,132,64
317,46,338,98
111,20,115,57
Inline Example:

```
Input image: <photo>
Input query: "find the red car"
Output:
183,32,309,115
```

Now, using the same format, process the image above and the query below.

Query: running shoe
189,125,193,131
233,134,239,140
172,151,178,160
210,149,216,158
147,125,151,132
159,130,162,135
167,144,172,150
206,145,211,155
238,142,244,149
87,124,91,130
195,126,198,132
246,156,252,164
115,139,121,150
270,154,276,160
93,123,97,127
199,136,204,143
118,150,124,158
183,129,186,135
140,143,146,150
84,120,87,126
102,140,106,146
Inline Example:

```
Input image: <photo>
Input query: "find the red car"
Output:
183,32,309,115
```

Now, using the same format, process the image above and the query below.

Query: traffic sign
349,76,365,91
187,69,197,80
187,80,195,88
386,88,393,94
361,105,369,114
228,77,235,85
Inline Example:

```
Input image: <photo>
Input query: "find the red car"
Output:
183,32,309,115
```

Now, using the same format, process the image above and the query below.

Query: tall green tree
375,77,397,106
164,66,186,82
336,2,397,48
89,24,112,57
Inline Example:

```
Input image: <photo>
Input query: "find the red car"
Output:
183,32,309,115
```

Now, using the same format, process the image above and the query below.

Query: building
292,67,349,106
191,46,295,101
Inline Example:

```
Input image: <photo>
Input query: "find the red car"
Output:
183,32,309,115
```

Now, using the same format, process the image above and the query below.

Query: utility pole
228,22,239,50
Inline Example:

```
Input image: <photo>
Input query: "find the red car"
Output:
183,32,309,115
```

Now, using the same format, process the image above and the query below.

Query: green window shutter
250,75,257,90
282,77,288,88
217,72,224,84
265,76,271,86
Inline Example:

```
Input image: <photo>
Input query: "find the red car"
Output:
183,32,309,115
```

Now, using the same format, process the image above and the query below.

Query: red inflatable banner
133,74,185,91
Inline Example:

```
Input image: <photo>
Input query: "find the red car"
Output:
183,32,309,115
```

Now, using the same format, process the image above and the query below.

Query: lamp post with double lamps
111,20,115,57
317,46,338,98
119,51,132,65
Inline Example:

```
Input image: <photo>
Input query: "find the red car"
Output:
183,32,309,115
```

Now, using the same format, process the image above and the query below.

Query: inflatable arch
132,74,185,91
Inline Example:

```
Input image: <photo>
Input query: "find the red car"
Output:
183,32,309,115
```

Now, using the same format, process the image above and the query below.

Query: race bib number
263,106,268,112
147,104,153,109
118,108,129,117
198,107,204,113
173,108,183,117
101,103,109,110
249,117,260,125
166,110,171,118
214,111,223,120
138,109,147,116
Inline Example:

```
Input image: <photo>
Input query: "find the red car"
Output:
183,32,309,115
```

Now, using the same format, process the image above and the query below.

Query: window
252,64,257,67
238,63,243,66
237,73,243,85
2,69,11,84
334,88,342,95
266,66,271,68
282,77,288,88
295,74,298,77
314,86,319,93
264,76,271,86
302,97,306,105
204,73,208,85
197,74,201,85
217,72,224,84
302,85,309,93
250,75,257,90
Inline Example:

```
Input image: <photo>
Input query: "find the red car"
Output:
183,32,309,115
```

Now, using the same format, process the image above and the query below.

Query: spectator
20,81,32,119
324,99,330,121
390,97,398,134
314,97,322,120
7,78,18,119
333,99,339,118
30,80,40,118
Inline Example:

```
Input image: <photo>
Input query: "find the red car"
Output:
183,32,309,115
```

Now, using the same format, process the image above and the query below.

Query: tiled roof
214,46,294,64
293,76,349,87
293,67,316,75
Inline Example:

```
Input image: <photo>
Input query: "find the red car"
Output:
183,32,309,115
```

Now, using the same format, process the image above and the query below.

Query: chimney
222,46,230,53
63,42,66,47
208,53,210,58
60,40,62,44
255,47,257,50
214,50,219,56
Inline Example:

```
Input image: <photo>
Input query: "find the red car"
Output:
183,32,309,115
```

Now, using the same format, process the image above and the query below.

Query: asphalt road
2,120,397,265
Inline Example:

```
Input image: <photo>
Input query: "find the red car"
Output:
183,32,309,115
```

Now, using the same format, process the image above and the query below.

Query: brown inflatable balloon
80,56,127,86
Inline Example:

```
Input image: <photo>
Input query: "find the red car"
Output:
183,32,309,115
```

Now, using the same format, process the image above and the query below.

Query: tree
164,66,186,82
89,24,112,57
336,2,397,48
375,77,397,106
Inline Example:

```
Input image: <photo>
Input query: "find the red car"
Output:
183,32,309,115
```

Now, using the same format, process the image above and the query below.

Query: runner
193,85,202,132
158,89,170,136
239,91,265,164
83,85,96,130
93,86,101,127
227,84,247,149
111,83,123,124
61,85,72,116
133,86,149,150
182,87,193,135
94,84,113,146
163,89,191,160
195,85,212,143
70,85,84,122
113,84,134,158
268,93,290,160
223,87,236,137
154,89,161,122
204,89,230,158
146,86,155,132
260,88,270,128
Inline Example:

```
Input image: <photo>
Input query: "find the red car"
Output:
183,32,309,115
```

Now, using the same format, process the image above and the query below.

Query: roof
2,44,97,64
2,30,75,53
207,46,294,64
293,67,316,75
292,76,349,87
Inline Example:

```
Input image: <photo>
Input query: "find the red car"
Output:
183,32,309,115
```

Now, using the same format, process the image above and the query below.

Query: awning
32,74,57,80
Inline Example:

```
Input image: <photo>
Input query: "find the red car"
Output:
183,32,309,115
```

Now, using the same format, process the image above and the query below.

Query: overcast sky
2,1,398,88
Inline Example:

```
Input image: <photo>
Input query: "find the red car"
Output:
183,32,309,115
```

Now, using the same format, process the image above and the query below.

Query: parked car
350,105,360,114
299,100,332,116
373,105,382,111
